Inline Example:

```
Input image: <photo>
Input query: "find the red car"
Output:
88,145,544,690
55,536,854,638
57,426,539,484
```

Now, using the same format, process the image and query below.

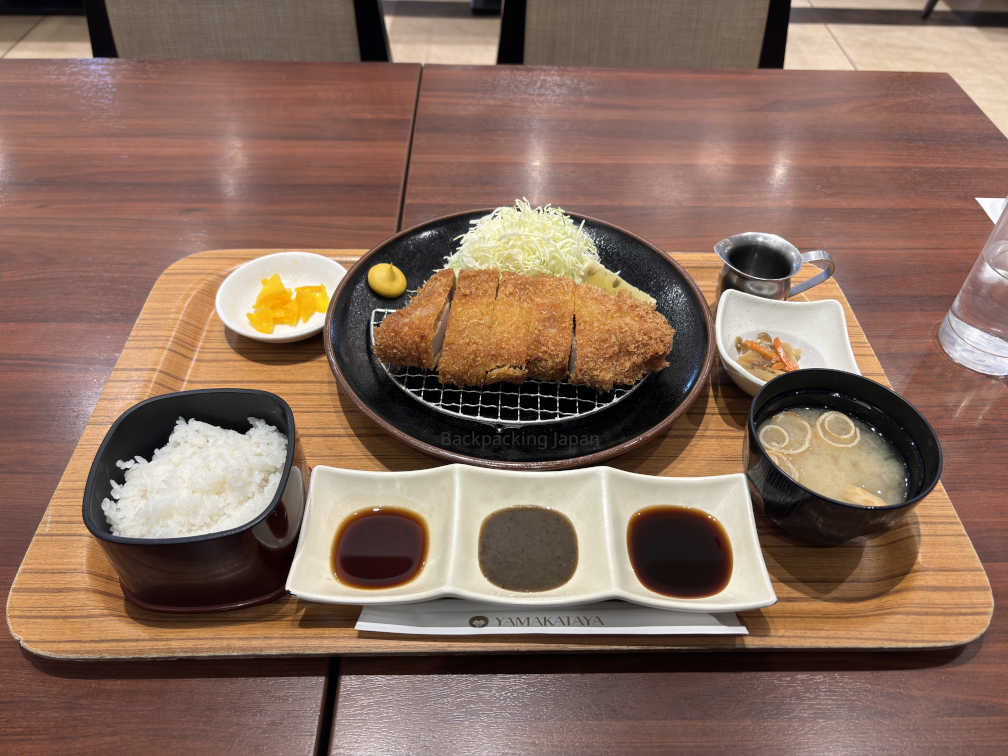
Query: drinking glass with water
939,204,1008,376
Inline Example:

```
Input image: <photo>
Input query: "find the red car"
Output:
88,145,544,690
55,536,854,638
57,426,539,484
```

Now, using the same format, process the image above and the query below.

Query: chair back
498,0,790,69
87,0,389,62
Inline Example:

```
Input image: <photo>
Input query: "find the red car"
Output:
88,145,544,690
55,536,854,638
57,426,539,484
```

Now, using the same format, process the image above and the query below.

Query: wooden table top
340,66,1008,754
4,61,1008,754
0,60,419,755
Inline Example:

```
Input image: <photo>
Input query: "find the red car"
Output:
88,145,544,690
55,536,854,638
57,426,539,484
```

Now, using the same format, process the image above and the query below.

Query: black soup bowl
745,369,942,545
82,388,305,612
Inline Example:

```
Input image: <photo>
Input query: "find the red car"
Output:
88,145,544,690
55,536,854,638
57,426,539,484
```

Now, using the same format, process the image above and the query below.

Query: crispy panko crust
570,286,675,392
569,285,620,391
373,268,673,392
372,269,455,370
438,269,500,387
610,298,676,386
526,274,575,382
486,272,539,383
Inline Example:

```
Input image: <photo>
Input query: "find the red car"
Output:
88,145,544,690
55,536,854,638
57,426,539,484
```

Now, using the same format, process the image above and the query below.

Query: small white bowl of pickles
215,251,347,343
715,289,861,396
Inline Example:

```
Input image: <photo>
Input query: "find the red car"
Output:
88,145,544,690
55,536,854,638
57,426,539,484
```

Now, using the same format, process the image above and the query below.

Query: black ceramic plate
324,210,714,470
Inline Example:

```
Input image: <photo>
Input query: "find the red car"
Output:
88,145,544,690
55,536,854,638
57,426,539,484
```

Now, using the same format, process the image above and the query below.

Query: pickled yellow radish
247,275,328,334
254,274,289,307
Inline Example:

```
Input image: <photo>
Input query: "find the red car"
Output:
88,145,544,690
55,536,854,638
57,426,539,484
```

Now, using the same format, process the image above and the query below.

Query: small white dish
715,289,860,396
215,251,346,343
286,464,777,613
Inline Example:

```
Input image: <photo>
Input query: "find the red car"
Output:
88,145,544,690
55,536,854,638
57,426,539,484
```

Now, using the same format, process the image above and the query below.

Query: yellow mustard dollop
367,263,407,298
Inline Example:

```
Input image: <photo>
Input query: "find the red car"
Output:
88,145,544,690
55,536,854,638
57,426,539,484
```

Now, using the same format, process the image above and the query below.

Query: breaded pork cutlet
373,268,673,391
526,275,574,382
610,298,676,386
438,269,500,387
569,286,675,392
372,268,455,370
485,272,537,383
569,284,621,391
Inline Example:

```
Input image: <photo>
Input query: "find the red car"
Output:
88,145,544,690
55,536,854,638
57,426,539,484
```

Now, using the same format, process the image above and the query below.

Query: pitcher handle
789,249,835,297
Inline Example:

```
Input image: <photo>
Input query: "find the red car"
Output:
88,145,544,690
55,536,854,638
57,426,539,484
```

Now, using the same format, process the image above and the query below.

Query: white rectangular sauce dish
286,464,777,613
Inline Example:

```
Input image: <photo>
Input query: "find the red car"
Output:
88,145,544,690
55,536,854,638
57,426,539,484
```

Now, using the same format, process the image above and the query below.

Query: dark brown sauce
627,506,733,598
727,244,792,279
478,506,578,592
331,506,427,588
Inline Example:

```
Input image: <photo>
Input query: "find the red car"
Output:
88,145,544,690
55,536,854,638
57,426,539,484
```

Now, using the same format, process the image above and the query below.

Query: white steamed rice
101,416,287,539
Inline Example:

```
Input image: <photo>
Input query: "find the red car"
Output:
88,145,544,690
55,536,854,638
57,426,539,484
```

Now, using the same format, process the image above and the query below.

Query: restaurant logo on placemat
468,613,606,628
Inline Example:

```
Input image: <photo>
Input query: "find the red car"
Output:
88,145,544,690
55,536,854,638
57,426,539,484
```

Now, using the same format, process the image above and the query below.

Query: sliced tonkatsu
372,268,674,391
568,284,676,392
568,284,622,392
437,269,500,387
485,272,537,383
526,274,575,382
608,296,676,387
372,268,455,370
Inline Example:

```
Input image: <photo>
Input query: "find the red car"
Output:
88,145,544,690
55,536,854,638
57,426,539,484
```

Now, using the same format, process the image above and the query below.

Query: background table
0,60,419,754
331,67,1008,753
4,62,1008,755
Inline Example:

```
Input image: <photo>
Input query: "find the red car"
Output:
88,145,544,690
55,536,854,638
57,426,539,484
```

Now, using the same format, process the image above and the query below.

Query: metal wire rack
370,308,643,428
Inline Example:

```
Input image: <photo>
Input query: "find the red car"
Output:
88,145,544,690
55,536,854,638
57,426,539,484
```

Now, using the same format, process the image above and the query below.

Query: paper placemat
356,600,746,636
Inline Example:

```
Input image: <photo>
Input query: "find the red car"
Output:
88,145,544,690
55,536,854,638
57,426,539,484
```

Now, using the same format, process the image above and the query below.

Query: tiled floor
1,2,1005,135
0,15,91,59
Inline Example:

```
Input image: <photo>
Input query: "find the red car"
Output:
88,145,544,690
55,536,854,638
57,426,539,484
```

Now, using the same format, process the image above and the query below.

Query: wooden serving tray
7,250,993,659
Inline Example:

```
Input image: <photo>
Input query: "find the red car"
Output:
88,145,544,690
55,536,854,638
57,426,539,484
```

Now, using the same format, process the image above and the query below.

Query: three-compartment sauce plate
285,465,777,613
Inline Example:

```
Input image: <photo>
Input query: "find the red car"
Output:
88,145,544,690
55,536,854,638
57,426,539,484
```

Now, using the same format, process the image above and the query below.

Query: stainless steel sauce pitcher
715,232,834,300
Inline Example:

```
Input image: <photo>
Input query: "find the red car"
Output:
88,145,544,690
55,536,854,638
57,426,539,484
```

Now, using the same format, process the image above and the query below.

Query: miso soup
757,407,907,507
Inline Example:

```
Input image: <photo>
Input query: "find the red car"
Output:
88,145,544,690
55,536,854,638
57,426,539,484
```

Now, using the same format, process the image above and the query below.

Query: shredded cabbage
445,198,599,281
